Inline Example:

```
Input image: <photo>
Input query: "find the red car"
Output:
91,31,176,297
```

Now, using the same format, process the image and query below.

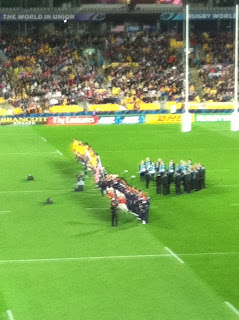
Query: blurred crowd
0,31,198,113
0,33,107,113
0,30,236,113
198,32,234,102
105,32,198,106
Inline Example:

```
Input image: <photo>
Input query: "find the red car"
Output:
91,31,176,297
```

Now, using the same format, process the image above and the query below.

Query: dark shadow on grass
75,228,104,237
0,291,8,318
111,219,140,231
50,160,81,176
48,160,140,227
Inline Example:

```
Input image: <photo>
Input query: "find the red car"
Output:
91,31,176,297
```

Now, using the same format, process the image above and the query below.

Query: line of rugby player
73,139,150,224
139,158,206,195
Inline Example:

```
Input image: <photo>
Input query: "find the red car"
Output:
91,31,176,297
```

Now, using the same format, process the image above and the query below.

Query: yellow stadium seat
89,104,121,112
127,104,134,110
166,101,234,110
0,108,8,116
13,107,23,115
205,102,234,110
49,105,84,113
112,87,121,95
0,98,7,104
140,103,159,111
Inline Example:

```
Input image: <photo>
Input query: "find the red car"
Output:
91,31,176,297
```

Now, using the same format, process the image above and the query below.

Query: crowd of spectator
198,32,235,102
0,31,201,113
0,30,237,112
0,33,108,112
105,32,197,106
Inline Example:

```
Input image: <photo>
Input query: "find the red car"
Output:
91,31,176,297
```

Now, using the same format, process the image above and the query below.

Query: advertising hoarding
47,116,98,126
196,115,231,122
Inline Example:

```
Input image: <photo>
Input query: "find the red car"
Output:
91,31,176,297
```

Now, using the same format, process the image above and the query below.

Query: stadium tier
0,29,237,116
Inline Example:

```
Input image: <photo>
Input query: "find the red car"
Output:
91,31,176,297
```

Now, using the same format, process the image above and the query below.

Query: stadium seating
0,32,221,114
49,105,84,113
89,104,121,112
198,32,234,102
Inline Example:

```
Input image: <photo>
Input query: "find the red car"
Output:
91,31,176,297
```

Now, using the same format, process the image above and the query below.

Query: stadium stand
0,30,236,113
197,32,234,102
0,33,106,113
104,32,198,109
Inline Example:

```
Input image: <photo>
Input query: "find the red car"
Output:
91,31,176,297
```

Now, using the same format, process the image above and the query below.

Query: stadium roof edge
76,4,235,14
0,4,235,14
0,5,235,14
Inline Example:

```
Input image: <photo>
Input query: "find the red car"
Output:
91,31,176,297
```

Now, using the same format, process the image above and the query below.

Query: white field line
0,254,171,264
0,251,238,265
165,247,185,264
0,211,11,213
56,149,63,156
41,136,47,142
7,310,15,320
225,301,239,317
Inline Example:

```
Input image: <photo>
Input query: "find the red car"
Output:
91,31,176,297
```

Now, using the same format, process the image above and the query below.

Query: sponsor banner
120,115,144,124
48,116,98,126
146,114,195,124
0,13,106,22
146,114,181,124
74,13,106,22
0,116,47,125
196,114,231,122
111,25,125,32
98,115,145,125
143,25,156,32
98,116,116,125
127,25,142,33
161,12,235,21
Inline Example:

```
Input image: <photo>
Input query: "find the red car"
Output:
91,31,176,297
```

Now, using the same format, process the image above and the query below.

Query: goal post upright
182,3,192,132
231,3,239,131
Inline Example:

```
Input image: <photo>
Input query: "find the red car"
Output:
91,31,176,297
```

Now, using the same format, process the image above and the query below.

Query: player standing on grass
111,199,119,227
156,172,162,194
139,160,146,181
174,171,181,195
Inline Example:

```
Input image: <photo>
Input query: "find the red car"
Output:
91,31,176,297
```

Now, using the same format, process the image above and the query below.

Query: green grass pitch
0,122,238,320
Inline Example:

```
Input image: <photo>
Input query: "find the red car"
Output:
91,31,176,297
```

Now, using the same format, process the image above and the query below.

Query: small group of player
72,139,100,174
139,157,206,195
99,174,150,225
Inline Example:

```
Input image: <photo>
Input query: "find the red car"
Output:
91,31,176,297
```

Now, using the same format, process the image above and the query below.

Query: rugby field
0,122,238,320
